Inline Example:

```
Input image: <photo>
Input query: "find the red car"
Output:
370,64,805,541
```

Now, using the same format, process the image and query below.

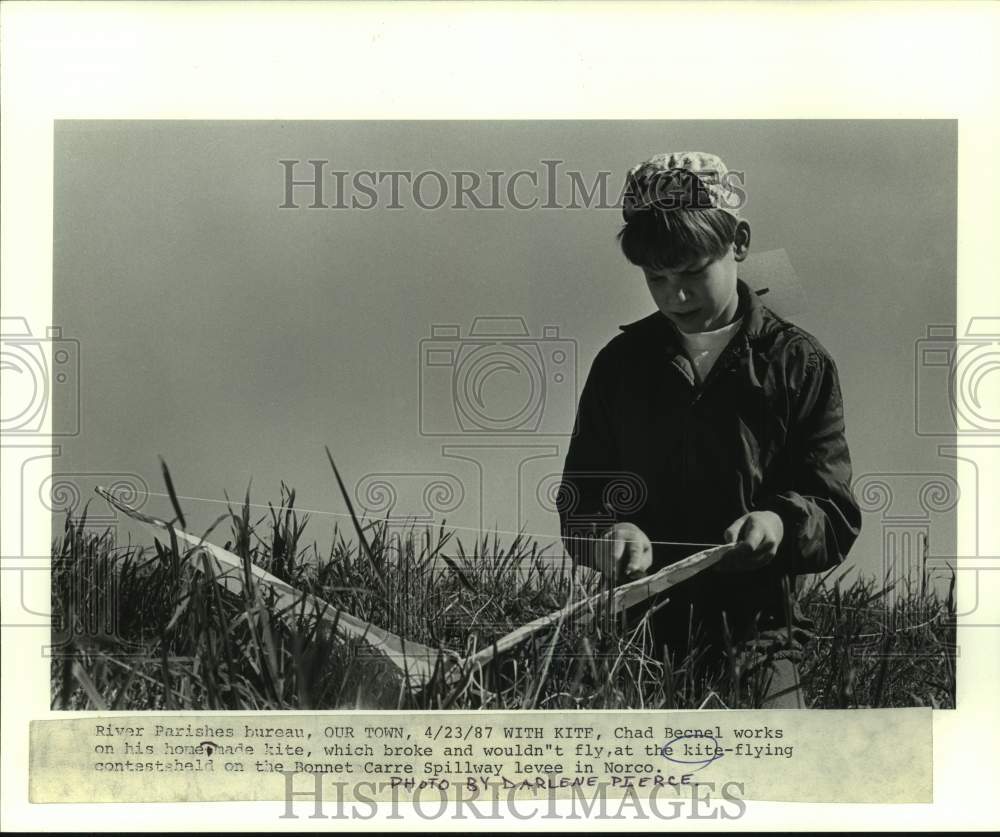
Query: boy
557,151,862,707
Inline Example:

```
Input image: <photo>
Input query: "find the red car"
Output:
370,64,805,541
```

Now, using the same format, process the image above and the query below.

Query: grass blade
324,447,387,596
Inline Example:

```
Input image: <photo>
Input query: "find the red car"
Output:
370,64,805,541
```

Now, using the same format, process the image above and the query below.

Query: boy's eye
680,262,709,277
645,264,705,281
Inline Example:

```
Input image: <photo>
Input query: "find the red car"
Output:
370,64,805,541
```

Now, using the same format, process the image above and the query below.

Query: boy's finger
713,541,752,573
621,550,649,577
723,519,743,543
599,532,623,564
740,519,765,551
728,541,754,559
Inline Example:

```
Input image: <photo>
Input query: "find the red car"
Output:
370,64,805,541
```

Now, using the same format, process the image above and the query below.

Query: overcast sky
52,120,957,583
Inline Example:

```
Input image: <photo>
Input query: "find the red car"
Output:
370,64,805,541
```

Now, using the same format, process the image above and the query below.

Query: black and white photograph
44,120,958,712
2,1,998,831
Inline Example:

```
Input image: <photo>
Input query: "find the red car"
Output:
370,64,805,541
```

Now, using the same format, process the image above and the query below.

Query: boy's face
641,223,749,334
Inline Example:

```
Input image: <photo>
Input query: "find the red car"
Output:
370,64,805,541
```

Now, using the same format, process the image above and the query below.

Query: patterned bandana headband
622,150,744,222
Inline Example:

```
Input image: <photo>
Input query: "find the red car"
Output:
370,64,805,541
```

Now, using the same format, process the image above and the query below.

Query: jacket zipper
691,334,746,404
665,333,745,541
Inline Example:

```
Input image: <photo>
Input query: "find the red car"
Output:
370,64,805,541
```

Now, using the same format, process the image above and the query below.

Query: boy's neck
684,316,742,338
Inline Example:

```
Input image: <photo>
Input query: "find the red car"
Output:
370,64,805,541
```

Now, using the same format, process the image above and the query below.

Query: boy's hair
616,208,739,271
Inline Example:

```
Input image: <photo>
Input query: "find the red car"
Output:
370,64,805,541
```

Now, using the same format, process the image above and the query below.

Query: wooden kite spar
96,486,730,690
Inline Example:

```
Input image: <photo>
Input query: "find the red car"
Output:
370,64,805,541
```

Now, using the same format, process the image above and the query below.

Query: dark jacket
557,279,862,653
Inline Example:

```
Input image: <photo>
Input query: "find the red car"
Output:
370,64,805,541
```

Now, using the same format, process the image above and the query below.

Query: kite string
137,490,722,550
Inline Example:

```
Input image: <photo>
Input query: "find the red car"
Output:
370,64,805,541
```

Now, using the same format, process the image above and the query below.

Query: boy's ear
733,220,751,262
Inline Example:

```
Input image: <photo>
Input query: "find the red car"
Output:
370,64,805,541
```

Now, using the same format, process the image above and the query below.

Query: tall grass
51,467,957,711
797,567,957,708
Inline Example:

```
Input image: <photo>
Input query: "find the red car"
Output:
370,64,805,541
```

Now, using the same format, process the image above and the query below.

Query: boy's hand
598,523,653,581
716,511,784,573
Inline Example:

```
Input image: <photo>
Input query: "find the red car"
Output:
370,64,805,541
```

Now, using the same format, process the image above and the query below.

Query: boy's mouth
669,309,701,320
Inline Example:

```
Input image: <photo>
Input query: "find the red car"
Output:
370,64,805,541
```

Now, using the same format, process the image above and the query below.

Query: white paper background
2,1,998,831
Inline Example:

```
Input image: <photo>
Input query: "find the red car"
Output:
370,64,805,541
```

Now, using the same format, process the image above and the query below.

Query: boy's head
618,151,751,334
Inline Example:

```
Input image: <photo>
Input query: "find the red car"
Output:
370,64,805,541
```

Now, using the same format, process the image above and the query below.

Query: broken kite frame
95,486,731,695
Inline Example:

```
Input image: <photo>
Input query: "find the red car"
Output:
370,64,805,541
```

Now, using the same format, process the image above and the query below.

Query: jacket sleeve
756,342,862,575
557,345,621,568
